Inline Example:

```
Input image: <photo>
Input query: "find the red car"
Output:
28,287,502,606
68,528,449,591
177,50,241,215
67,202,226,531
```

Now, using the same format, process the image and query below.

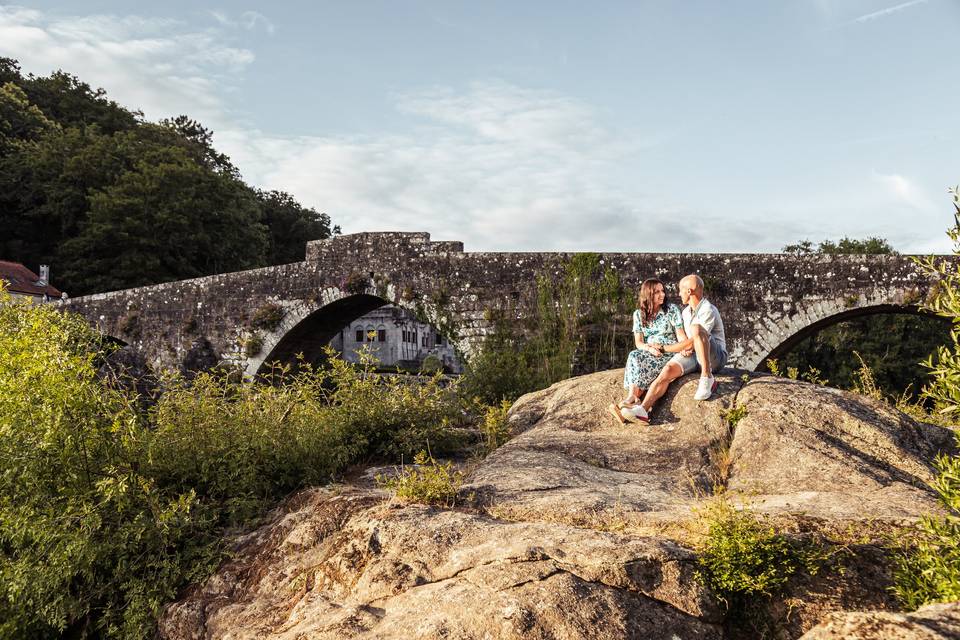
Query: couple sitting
609,274,727,425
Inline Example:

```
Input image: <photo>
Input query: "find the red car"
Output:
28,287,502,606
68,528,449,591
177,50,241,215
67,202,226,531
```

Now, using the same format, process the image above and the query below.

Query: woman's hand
646,343,663,355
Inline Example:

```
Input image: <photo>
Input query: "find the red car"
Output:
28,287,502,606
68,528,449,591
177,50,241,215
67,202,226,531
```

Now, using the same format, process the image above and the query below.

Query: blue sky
1,1,958,253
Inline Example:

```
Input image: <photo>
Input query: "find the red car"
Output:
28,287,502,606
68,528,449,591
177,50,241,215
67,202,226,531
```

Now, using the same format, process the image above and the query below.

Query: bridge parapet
62,231,956,378
306,232,465,263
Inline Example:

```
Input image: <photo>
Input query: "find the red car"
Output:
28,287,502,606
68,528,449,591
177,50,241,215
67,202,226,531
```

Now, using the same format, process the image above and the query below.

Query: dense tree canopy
782,236,896,256
778,237,950,398
0,57,338,295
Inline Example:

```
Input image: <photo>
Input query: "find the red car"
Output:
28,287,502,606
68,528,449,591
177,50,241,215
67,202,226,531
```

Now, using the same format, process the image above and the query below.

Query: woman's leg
622,350,645,405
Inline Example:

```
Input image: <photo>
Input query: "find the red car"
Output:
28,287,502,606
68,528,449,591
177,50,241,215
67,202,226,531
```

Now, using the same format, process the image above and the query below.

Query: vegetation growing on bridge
461,252,632,404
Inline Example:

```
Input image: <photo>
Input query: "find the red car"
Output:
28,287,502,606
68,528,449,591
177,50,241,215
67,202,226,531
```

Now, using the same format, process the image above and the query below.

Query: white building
329,304,462,373
0,262,64,303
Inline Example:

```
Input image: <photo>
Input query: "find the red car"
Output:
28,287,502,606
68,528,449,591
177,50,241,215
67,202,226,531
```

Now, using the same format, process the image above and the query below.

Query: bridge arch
243,284,464,378
738,286,932,371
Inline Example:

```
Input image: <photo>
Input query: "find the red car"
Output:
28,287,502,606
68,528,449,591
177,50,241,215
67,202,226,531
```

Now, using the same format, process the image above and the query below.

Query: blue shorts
670,336,727,375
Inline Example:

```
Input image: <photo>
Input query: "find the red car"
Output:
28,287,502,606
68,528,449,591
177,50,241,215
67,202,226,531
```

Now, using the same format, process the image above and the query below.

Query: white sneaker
694,376,717,401
620,404,649,423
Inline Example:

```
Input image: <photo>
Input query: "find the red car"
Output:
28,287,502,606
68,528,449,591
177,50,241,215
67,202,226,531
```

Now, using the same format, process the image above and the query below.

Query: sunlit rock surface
160,370,956,639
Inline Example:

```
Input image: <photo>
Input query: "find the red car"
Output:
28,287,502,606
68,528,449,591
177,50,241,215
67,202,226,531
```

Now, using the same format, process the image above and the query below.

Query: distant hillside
0,57,338,295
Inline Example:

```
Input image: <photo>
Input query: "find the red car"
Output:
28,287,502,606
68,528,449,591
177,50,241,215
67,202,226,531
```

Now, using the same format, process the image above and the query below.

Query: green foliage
479,400,513,454
376,451,464,507
893,186,960,609
778,236,950,398
719,403,748,429
250,302,286,332
0,288,209,638
0,294,465,638
462,254,631,404
419,354,444,374
766,358,830,386
783,236,896,255
0,58,337,295
243,333,264,358
894,442,960,609
256,189,338,264
696,497,825,609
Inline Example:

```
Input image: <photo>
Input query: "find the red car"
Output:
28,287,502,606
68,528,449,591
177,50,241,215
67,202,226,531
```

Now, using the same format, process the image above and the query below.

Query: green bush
894,443,960,608
0,291,465,639
249,302,285,332
479,400,513,454
894,186,960,609
0,289,209,639
696,497,824,609
243,332,264,358
377,451,464,507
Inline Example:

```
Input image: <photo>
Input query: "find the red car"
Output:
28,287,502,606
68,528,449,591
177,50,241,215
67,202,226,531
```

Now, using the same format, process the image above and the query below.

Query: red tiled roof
0,261,62,298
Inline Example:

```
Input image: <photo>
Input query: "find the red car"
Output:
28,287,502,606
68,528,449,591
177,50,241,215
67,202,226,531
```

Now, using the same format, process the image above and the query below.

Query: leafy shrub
377,451,464,507
479,400,513,454
893,441,960,608
420,354,443,374
696,497,824,609
459,325,537,405
877,187,960,609
243,332,264,358
0,289,210,639
249,302,285,332
719,403,748,429
0,292,466,639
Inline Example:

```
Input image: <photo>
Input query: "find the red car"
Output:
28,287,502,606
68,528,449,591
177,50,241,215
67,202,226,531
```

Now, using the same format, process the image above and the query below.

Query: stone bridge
63,232,950,378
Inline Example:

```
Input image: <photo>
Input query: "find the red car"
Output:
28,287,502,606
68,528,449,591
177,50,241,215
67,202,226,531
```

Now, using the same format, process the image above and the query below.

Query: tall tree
0,58,341,294
257,189,338,264
59,145,268,292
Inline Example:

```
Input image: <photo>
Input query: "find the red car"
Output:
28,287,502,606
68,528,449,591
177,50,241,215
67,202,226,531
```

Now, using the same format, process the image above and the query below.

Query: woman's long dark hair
637,278,665,326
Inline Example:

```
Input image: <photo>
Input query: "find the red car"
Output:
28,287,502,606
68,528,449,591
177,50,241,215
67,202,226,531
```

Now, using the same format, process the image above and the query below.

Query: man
625,274,727,423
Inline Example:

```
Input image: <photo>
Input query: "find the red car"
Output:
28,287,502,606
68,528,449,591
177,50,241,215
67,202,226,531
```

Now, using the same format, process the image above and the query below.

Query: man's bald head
678,274,704,305
680,274,704,295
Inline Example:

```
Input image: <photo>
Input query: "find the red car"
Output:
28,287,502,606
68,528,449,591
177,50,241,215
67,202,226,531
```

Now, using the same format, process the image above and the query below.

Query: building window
378,329,387,343
436,333,443,345
355,329,364,342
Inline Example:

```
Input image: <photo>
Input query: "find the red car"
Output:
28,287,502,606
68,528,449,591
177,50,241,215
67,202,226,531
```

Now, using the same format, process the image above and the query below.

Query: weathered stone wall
63,231,952,377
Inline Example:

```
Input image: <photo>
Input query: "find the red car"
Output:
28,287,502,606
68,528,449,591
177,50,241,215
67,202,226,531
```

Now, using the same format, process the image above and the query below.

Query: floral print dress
623,303,683,389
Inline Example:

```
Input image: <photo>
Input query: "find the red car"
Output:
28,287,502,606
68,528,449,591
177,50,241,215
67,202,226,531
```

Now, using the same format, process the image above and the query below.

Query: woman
608,278,686,424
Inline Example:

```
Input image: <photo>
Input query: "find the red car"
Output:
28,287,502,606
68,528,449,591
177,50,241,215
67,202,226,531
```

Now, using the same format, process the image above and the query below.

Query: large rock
160,370,957,639
798,601,960,639
468,370,953,529
160,489,723,640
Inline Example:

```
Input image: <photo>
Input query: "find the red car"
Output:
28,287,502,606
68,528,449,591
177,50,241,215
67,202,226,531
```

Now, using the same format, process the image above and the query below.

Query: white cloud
209,9,275,35
2,5,946,255
0,5,254,125
873,171,937,212
214,82,650,252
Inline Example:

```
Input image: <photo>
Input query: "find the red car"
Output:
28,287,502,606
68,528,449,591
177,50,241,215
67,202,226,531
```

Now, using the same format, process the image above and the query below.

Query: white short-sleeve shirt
681,299,726,351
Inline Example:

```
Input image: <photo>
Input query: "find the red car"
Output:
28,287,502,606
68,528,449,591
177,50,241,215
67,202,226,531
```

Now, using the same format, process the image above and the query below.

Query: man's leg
692,326,718,400
691,325,711,374
641,361,684,412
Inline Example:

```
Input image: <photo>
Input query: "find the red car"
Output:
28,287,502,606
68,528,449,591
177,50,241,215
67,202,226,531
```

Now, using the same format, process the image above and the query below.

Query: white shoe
620,404,649,423
694,376,717,401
